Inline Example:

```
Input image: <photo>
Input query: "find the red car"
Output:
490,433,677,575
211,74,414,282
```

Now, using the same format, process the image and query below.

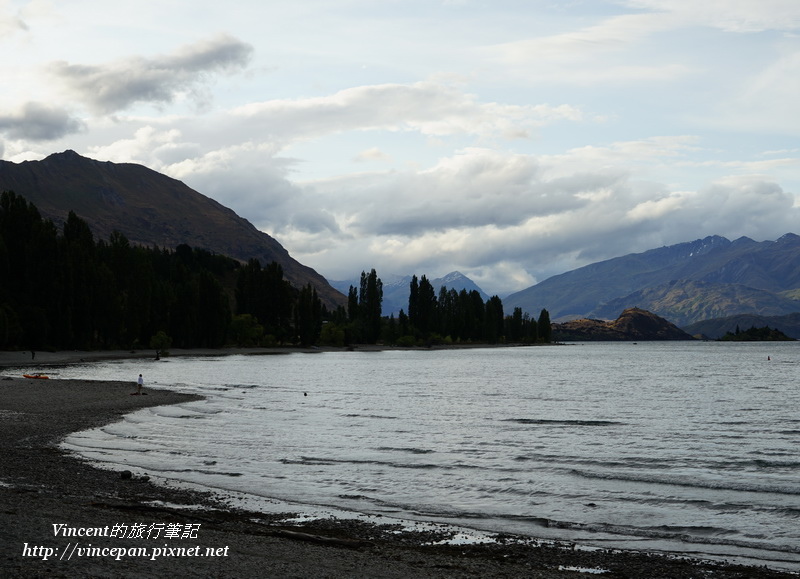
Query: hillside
0,151,345,308
590,280,800,327
504,234,800,325
552,308,695,341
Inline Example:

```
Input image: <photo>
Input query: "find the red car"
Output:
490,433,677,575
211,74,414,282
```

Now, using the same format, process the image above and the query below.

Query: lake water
17,342,800,571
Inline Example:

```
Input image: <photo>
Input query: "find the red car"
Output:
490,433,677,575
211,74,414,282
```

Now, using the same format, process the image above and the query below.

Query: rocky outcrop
552,308,695,341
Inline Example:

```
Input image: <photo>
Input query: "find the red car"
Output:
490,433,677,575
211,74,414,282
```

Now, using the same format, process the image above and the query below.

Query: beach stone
120,470,133,480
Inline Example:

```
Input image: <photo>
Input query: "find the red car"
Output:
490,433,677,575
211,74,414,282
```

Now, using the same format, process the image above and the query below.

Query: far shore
0,342,552,369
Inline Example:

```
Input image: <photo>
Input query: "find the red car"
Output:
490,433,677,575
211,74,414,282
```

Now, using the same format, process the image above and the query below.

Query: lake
29,342,800,571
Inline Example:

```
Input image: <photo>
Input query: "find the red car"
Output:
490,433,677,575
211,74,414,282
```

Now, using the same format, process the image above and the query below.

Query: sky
2,0,800,296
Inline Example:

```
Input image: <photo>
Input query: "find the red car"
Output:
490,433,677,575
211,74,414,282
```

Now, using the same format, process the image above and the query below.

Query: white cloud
231,81,584,144
353,147,392,163
626,191,691,221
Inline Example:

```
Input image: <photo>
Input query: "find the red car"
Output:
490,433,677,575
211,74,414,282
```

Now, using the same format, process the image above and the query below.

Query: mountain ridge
504,233,800,325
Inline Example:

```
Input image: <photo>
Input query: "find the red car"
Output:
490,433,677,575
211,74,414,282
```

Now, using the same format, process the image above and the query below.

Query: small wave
539,517,799,553
644,524,738,537
280,455,446,470
196,469,242,477
148,467,243,477
343,413,398,420
570,469,800,495
376,446,435,454
503,419,622,427
707,457,800,470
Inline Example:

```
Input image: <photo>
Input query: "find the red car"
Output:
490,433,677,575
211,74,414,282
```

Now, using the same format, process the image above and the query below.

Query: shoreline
0,343,555,369
1,374,796,576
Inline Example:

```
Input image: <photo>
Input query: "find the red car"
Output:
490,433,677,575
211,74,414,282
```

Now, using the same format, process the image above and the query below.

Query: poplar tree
537,308,552,343
359,269,383,343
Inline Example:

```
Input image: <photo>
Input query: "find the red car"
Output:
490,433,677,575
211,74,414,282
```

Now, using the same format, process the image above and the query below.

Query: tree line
287,270,552,346
0,191,550,351
719,325,794,342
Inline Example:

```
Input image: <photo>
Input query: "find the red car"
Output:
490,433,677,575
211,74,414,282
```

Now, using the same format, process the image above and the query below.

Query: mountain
504,234,800,325
0,150,345,308
590,280,800,327
330,271,490,316
552,308,696,341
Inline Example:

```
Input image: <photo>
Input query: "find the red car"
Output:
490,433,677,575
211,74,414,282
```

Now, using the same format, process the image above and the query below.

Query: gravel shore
0,352,797,578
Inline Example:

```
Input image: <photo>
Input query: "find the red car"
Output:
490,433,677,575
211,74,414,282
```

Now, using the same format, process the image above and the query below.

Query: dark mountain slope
0,150,345,308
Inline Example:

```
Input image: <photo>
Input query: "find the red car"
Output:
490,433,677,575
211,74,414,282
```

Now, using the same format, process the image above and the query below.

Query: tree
359,269,383,343
57,212,98,348
229,314,264,346
196,271,230,347
409,275,436,336
485,295,504,344
320,322,346,347
347,285,359,320
235,260,294,343
537,308,552,343
149,330,173,355
407,275,419,331
296,284,323,346
507,307,524,342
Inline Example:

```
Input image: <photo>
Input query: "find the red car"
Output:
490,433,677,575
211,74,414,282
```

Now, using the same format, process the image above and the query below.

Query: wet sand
0,353,796,577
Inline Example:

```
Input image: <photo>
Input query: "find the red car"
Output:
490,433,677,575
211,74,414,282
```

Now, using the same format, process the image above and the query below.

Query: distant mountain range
0,151,345,308
504,234,800,327
331,271,490,316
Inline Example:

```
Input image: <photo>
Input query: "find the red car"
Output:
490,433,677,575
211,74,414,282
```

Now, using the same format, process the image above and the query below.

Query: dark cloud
50,34,253,114
0,102,85,141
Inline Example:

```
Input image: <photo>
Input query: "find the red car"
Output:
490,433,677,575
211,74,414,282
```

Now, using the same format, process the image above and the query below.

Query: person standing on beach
135,374,143,395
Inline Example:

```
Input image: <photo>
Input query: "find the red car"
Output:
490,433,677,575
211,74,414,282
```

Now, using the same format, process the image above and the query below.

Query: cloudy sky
2,1,800,295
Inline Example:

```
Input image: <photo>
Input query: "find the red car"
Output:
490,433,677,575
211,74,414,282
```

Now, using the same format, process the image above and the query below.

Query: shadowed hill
0,150,345,308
